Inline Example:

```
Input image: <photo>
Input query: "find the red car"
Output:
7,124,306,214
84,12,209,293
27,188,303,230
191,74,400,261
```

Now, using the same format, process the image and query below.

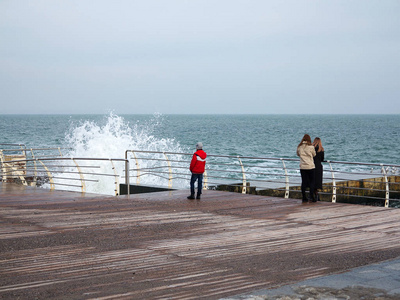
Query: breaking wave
49,113,189,195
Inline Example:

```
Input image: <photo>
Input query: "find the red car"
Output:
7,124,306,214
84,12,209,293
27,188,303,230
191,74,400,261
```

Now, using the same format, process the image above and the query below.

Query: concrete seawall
217,175,400,207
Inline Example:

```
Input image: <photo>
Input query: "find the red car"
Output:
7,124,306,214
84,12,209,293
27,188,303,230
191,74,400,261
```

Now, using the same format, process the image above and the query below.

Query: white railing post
125,158,130,195
20,144,27,158
0,150,5,183
30,148,38,186
203,169,208,190
38,159,55,191
281,158,289,198
328,161,336,203
72,158,86,193
238,156,247,194
109,159,119,196
381,164,390,208
132,151,141,185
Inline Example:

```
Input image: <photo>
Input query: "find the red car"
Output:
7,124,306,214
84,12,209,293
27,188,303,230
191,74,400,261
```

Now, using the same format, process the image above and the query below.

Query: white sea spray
46,113,189,195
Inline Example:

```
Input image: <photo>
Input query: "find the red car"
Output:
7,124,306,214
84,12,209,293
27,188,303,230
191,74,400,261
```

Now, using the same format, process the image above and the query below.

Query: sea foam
55,113,188,195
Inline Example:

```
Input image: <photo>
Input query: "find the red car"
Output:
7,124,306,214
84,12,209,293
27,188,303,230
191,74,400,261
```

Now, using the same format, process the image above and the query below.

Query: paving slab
223,258,400,299
2,182,400,299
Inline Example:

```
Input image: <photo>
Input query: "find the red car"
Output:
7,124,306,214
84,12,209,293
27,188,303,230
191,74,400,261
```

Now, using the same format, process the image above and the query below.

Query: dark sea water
1,113,399,165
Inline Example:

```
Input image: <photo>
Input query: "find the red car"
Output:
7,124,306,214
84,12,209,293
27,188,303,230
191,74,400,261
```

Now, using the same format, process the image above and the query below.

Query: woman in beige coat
297,134,316,202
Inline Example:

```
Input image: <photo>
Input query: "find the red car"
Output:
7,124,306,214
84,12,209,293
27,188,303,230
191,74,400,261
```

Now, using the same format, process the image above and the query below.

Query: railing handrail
326,160,400,168
125,149,400,168
124,149,400,207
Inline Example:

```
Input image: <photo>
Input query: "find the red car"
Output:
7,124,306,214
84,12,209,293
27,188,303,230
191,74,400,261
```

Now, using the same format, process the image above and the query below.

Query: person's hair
297,134,312,148
313,137,324,152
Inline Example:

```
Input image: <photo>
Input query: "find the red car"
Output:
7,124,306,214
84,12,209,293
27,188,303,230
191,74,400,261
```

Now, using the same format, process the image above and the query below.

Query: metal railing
125,150,400,208
0,152,129,196
0,145,69,159
1,146,399,207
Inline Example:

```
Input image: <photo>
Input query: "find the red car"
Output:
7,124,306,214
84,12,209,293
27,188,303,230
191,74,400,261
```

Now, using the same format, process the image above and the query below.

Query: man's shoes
196,195,201,200
187,195,195,200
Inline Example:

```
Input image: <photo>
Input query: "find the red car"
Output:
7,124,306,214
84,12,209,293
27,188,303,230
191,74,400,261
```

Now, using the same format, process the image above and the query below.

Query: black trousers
300,169,315,201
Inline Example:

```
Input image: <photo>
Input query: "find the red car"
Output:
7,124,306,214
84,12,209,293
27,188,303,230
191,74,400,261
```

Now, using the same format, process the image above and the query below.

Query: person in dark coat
312,137,325,201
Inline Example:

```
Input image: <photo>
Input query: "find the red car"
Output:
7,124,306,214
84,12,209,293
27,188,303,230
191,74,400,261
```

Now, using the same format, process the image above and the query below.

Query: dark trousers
190,173,203,196
300,169,315,201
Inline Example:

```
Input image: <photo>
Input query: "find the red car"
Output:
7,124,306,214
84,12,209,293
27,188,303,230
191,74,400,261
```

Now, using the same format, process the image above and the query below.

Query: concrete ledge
119,183,175,195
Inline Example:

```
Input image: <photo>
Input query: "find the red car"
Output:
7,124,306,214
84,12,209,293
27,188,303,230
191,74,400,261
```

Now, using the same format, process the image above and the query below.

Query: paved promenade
1,182,400,299
223,258,400,299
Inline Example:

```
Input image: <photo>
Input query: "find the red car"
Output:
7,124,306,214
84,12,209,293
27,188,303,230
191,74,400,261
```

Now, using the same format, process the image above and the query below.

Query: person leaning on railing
312,137,325,201
187,142,207,200
297,134,317,202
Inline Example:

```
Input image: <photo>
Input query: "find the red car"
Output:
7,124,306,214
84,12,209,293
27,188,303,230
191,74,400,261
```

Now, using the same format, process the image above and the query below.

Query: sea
1,113,399,194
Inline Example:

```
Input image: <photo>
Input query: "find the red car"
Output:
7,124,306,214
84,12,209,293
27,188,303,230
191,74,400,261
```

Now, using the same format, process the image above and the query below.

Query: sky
1,0,399,115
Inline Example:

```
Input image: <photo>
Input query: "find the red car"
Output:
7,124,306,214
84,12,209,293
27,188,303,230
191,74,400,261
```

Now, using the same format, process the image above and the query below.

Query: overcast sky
1,0,399,114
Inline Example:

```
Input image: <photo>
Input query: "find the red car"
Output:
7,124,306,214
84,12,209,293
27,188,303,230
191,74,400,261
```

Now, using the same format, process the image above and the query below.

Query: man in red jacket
188,142,207,200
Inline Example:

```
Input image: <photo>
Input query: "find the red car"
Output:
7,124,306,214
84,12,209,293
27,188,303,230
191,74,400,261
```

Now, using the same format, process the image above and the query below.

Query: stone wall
216,175,400,208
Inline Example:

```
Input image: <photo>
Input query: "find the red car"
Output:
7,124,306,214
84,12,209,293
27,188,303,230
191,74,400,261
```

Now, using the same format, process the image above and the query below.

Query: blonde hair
313,137,324,152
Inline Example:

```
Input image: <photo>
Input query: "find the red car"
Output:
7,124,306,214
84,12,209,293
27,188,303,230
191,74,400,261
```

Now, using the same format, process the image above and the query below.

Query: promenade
1,182,400,299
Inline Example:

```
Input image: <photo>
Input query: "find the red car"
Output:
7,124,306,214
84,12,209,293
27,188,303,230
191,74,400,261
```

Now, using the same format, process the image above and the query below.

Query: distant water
1,113,399,164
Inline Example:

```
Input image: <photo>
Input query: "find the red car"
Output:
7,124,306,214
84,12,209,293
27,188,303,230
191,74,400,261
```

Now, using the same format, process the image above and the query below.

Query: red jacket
190,150,207,174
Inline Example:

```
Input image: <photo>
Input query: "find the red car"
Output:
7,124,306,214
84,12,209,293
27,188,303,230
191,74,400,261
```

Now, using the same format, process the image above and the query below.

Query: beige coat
297,142,316,170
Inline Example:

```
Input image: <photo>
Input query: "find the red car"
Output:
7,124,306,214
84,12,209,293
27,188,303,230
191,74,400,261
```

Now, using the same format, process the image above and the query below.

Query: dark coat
313,148,325,189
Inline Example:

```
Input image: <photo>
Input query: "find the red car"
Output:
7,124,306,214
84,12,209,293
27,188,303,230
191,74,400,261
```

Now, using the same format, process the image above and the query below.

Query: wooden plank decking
1,182,400,299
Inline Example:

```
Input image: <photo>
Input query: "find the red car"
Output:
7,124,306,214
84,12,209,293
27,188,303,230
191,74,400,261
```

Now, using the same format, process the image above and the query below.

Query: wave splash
56,113,187,195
